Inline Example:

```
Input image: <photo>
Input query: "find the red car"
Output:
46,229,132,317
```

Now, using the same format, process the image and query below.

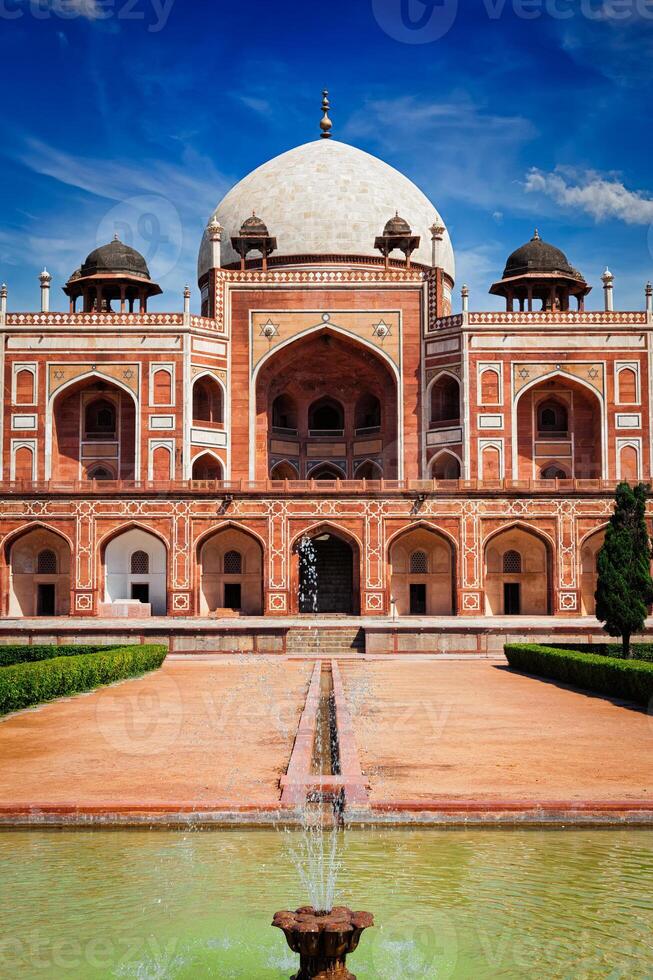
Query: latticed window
37,549,57,574
224,550,242,574
410,551,428,574
130,550,149,575
503,550,522,574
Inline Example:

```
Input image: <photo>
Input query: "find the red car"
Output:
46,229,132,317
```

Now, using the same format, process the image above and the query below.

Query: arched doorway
6,527,71,616
484,526,551,615
430,374,461,427
103,527,167,614
198,526,263,615
192,453,224,480
51,377,136,480
192,376,223,426
515,376,602,479
389,526,455,615
255,329,398,480
295,528,359,614
270,460,299,480
580,529,605,616
431,452,461,480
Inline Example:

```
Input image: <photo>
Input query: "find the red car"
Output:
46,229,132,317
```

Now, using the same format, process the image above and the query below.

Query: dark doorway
36,584,55,616
409,584,427,615
131,583,150,605
224,583,242,610
504,583,521,615
300,534,354,613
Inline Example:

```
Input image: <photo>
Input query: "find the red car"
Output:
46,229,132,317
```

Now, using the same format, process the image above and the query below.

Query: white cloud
525,167,653,224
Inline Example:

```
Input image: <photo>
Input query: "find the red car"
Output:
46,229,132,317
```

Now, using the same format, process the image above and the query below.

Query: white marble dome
198,139,455,280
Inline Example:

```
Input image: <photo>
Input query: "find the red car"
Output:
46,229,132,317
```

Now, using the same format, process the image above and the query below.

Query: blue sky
1,0,653,312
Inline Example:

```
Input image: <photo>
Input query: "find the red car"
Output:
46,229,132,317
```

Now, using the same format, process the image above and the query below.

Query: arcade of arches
256,331,398,480
0,517,625,619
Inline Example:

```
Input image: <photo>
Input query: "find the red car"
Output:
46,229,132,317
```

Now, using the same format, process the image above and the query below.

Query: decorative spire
320,90,332,139
532,228,541,241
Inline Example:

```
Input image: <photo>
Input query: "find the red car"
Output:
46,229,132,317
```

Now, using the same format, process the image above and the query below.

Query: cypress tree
595,482,653,658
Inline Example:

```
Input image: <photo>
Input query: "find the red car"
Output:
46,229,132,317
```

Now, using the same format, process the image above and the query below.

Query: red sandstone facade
1,135,648,620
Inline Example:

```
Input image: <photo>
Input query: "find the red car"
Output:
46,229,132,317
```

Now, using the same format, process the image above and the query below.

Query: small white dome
198,139,454,280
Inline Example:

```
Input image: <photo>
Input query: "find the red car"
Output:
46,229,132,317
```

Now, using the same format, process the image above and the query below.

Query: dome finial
532,228,541,241
320,89,332,139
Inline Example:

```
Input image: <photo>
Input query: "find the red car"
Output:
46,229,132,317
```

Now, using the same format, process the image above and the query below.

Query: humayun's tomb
1,96,650,629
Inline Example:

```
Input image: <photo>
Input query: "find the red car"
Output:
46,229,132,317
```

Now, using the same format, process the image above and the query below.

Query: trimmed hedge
546,642,653,663
0,645,167,716
504,643,653,707
0,644,123,668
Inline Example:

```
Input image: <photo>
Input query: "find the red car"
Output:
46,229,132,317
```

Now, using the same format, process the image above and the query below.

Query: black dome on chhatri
81,237,151,279
240,212,270,237
383,212,412,237
503,230,580,280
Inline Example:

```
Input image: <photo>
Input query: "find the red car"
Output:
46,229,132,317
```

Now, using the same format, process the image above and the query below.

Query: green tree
595,482,653,658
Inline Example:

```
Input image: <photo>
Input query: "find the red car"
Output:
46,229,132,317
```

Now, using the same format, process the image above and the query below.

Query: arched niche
51,376,136,481
580,528,606,616
192,452,224,481
192,376,224,426
198,526,263,615
7,526,71,617
484,525,551,615
103,527,167,615
292,525,361,615
255,329,399,480
388,526,455,615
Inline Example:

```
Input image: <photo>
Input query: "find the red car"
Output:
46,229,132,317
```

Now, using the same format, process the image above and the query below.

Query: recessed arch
513,371,604,480
306,461,347,480
4,523,72,617
192,373,224,425
192,451,224,481
388,522,457,615
484,522,553,615
47,371,139,481
252,325,402,481
290,521,362,615
430,449,462,480
579,524,607,616
354,459,383,480
196,523,263,615
270,459,299,480
428,371,461,427
102,525,167,614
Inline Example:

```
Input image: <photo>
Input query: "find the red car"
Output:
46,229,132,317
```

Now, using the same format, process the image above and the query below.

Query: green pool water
1,828,652,978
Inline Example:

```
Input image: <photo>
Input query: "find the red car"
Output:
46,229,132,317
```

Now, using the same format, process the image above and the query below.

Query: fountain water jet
275,591,374,977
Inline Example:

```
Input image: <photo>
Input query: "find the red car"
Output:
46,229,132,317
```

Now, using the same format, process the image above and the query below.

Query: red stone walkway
0,660,311,808
341,661,653,804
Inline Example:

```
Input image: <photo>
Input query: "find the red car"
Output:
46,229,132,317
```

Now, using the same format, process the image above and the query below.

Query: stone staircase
285,626,365,656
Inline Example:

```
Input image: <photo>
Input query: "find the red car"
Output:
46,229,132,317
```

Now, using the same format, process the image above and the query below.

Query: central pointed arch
290,521,361,615
252,325,402,481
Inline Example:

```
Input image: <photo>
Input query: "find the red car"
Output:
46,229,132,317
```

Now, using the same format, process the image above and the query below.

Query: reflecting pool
1,828,652,978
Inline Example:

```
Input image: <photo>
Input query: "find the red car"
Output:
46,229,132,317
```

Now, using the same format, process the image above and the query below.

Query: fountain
272,905,374,979
298,534,319,613
273,551,374,978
